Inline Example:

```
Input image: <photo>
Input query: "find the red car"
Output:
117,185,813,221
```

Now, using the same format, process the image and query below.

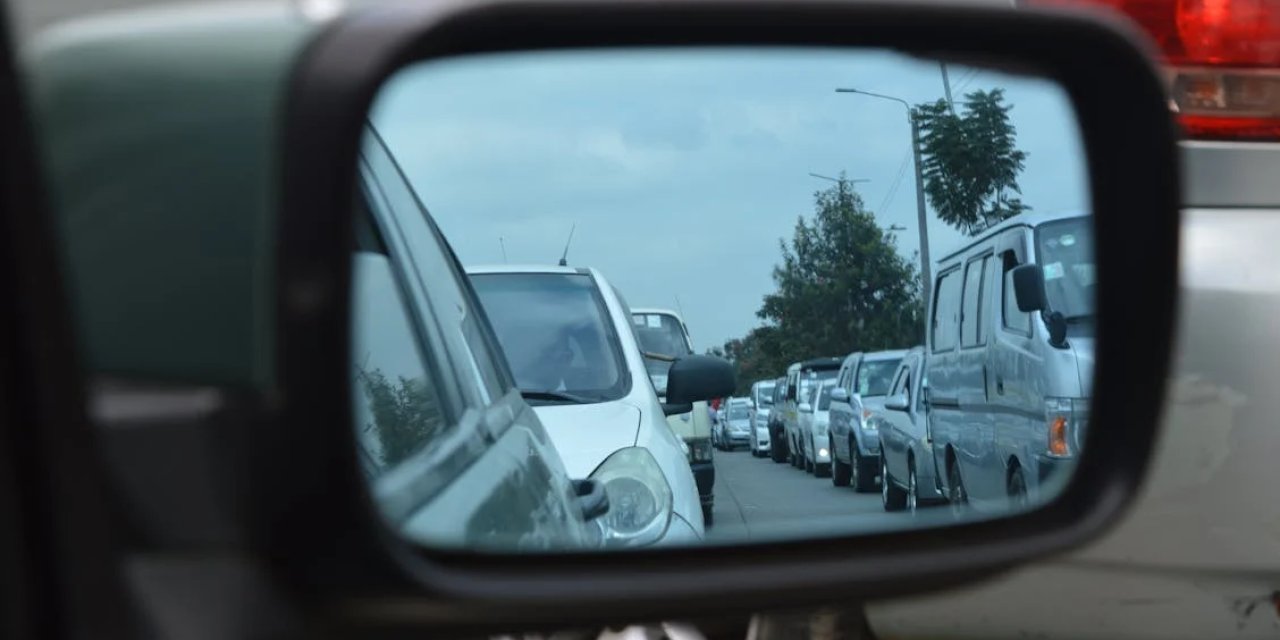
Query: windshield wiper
521,389,594,404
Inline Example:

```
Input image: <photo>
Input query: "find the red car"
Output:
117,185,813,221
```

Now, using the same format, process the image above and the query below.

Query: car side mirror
1013,263,1048,312
884,393,910,412
665,355,736,405
830,387,850,403
798,403,812,413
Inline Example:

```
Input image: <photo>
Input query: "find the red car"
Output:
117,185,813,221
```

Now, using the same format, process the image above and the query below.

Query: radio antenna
674,294,687,319
557,224,576,266
499,237,508,263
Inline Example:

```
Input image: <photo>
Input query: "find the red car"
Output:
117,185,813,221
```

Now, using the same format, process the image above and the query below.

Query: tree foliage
711,177,923,394
916,89,1029,235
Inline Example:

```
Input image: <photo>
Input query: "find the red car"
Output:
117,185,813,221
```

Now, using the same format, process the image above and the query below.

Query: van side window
931,269,962,352
1001,251,1033,335
961,257,986,348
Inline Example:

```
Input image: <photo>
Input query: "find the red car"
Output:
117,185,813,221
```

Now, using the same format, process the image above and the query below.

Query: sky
372,47,1088,352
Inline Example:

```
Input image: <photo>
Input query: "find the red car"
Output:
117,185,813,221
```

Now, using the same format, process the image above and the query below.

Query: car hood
532,402,642,477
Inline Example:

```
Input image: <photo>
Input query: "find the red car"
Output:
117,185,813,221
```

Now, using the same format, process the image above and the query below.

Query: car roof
798,357,843,370
631,307,682,318
466,263,591,276
863,349,910,362
936,209,1088,264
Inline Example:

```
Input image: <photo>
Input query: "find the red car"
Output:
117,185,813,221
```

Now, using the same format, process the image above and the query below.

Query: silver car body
799,379,835,470
927,211,1093,508
782,358,843,464
748,379,777,454
830,350,909,468
874,348,947,506
466,265,705,543
720,397,752,448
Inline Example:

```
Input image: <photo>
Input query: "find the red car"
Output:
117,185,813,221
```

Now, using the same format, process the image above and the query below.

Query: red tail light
1025,0,1280,140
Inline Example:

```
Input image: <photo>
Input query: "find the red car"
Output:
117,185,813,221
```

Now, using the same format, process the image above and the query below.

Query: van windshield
631,313,692,387
758,384,776,406
1036,216,1096,324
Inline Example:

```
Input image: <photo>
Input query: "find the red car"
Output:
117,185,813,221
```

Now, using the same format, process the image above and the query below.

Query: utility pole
940,62,956,115
909,109,932,308
834,88,933,309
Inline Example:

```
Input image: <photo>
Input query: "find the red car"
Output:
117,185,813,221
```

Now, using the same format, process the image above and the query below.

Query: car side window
932,269,962,352
1001,251,1033,335
361,129,510,407
351,222,451,477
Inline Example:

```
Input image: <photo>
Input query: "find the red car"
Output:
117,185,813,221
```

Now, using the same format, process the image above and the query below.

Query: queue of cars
745,211,1093,515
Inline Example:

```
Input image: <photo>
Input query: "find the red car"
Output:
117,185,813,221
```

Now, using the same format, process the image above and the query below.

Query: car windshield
800,369,839,402
728,406,749,420
471,273,628,403
817,385,833,411
631,313,692,382
1036,216,1096,322
856,359,902,397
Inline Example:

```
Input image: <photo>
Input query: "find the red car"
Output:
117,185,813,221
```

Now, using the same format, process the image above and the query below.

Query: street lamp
808,172,870,185
835,88,933,308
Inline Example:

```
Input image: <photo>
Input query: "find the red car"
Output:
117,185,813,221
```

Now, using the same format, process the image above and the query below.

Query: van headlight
1045,397,1087,458
589,447,673,548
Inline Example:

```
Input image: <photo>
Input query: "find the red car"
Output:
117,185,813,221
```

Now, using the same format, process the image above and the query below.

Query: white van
629,308,717,522
781,358,843,470
926,211,1093,510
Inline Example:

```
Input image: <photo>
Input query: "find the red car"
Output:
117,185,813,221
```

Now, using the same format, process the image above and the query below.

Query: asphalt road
705,446,929,543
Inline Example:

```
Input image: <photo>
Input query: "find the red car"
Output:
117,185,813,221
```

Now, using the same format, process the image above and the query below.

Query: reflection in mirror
352,47,1092,552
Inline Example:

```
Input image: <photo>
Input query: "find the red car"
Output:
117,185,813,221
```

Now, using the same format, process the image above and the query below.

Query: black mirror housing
1013,263,1048,312
665,355,736,405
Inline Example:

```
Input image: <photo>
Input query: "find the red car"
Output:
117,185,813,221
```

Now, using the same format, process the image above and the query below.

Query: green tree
756,177,923,367
916,89,1029,235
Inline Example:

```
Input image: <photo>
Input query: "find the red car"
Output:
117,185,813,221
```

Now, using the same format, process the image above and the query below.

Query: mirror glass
352,47,1092,552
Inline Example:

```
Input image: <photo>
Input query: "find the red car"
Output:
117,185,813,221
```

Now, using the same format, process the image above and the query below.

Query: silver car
829,350,906,492
748,379,777,457
874,348,946,512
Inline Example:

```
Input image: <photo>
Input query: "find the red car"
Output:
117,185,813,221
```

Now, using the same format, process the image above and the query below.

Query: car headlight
687,437,714,463
588,447,673,548
858,414,877,433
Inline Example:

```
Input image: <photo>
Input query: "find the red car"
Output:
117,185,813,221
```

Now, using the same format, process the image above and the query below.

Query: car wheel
772,434,787,463
907,461,918,514
948,458,968,517
851,440,877,493
831,437,852,487
1008,465,1029,510
882,454,907,511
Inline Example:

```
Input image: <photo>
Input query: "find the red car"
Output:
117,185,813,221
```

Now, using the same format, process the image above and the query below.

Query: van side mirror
884,393,909,412
830,387,850,403
1012,264,1048,312
666,355,736,405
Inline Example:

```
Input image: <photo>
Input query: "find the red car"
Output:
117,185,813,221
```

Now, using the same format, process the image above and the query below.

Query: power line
877,150,912,213
954,69,980,93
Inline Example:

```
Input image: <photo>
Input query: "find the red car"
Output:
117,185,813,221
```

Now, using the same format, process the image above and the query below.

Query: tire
1008,465,1029,510
882,454,907,511
948,456,968,517
907,461,919,513
831,437,852,487
851,439,878,493
771,432,788,463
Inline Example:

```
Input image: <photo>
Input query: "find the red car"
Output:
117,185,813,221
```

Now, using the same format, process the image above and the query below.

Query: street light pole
808,172,871,185
835,88,932,308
